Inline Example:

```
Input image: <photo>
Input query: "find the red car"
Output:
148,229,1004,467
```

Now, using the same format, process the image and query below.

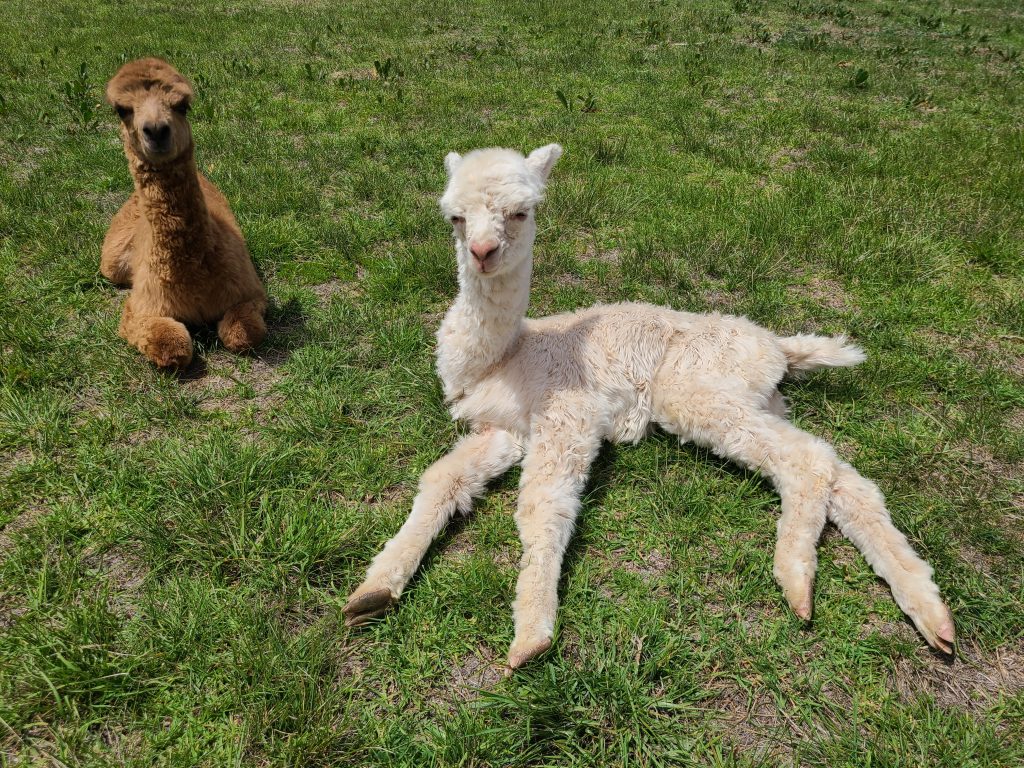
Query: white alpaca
344,144,955,668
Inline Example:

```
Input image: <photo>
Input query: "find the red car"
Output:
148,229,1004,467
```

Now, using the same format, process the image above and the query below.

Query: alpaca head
106,58,194,166
439,144,562,277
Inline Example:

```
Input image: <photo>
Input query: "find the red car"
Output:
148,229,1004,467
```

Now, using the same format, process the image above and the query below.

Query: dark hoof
343,588,395,627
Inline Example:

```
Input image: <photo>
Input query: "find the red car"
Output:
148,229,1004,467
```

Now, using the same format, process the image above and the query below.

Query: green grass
1,0,1022,765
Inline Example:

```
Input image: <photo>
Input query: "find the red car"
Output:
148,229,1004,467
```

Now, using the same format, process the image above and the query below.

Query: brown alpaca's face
112,88,193,164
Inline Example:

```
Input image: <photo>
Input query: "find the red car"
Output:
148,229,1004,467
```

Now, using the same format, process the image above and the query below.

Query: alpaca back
450,303,675,443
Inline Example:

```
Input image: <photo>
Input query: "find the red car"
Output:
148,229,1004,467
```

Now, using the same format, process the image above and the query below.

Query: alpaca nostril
470,240,499,261
142,122,171,146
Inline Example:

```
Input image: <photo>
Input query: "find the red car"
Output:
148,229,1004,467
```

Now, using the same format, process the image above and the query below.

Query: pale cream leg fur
827,462,954,651
653,375,954,652
344,428,523,625
653,378,833,619
508,406,603,668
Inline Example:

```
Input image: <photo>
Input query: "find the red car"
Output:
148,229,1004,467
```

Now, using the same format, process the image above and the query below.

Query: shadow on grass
172,295,310,381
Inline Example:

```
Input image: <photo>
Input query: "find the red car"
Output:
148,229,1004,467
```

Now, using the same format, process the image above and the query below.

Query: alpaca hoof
151,341,193,369
219,311,266,353
142,321,194,368
507,634,552,670
774,563,814,621
343,587,395,627
922,605,956,655
221,328,264,354
785,584,814,621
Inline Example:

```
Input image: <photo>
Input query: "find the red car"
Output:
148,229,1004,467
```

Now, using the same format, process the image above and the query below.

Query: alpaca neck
128,143,210,279
437,244,533,400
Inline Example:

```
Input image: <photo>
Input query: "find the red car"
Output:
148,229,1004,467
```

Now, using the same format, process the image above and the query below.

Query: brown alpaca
101,58,266,368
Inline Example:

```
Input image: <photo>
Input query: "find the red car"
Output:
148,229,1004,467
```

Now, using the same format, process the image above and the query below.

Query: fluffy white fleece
344,145,954,669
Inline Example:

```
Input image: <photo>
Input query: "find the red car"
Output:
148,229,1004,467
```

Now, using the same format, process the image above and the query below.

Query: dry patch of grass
787,274,855,313
890,638,1024,714
447,645,506,701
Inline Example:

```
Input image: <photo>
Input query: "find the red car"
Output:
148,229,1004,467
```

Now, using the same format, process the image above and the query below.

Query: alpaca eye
172,101,190,115
450,215,464,225
511,211,528,221
115,105,133,121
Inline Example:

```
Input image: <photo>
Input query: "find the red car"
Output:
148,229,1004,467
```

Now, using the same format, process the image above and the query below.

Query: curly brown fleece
101,58,266,368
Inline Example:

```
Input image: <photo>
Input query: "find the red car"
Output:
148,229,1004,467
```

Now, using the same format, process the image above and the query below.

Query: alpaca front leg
344,428,523,626
828,461,955,653
508,418,602,669
218,297,267,353
119,302,193,368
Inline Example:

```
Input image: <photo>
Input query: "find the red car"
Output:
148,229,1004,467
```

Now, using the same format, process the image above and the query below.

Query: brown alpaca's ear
105,81,132,120
105,79,121,108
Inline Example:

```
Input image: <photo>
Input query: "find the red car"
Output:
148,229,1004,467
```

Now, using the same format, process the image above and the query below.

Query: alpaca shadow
173,295,310,380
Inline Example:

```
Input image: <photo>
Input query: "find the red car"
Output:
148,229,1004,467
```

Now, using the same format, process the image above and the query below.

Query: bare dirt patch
308,278,353,303
83,544,148,619
1,447,34,479
771,146,812,174
917,328,1024,379
1006,408,1024,433
581,244,623,264
329,67,378,82
617,547,673,581
787,274,854,313
890,638,1024,713
183,350,286,421
959,442,1022,488
0,504,47,559
707,677,797,765
447,645,505,701
700,279,744,313
361,483,407,507
444,527,478,563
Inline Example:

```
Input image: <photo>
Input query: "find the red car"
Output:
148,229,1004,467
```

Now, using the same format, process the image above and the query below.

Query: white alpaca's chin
476,253,503,275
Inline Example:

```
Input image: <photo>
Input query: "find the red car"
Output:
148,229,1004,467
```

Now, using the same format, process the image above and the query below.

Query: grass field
1,0,1023,765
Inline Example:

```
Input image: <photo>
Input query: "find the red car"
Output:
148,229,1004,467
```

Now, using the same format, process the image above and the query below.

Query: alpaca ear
525,143,563,182
444,152,463,177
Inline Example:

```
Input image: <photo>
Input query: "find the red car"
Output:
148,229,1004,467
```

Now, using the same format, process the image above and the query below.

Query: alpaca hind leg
828,461,954,653
344,428,524,626
218,298,267,353
508,413,602,668
653,382,835,619
101,196,140,286
120,302,193,368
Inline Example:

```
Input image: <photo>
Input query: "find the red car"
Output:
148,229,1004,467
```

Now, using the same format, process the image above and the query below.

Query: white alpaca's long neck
436,243,532,402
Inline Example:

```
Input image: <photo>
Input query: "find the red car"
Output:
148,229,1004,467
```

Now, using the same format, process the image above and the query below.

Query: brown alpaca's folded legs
218,298,267,353
119,302,193,369
100,197,139,286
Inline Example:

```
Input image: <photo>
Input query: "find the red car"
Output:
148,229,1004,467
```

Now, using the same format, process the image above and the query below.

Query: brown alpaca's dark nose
142,122,171,148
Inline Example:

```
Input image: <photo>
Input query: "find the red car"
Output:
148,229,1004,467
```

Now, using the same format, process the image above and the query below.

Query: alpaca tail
778,334,865,374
